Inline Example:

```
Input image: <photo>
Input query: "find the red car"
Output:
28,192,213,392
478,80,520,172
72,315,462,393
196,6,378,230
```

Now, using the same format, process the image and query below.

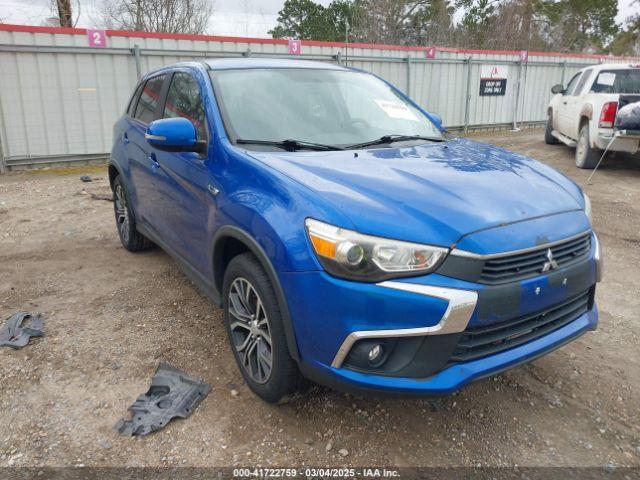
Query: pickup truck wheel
223,253,303,403
575,124,600,169
112,175,154,252
544,114,559,145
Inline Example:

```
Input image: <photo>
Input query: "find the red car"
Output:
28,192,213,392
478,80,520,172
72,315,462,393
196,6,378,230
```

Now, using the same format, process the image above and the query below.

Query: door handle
148,152,160,169
123,133,130,144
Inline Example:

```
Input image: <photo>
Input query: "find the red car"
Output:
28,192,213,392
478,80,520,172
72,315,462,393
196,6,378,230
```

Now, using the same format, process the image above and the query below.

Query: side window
564,73,582,96
163,72,207,141
127,82,144,116
134,74,166,124
574,68,593,96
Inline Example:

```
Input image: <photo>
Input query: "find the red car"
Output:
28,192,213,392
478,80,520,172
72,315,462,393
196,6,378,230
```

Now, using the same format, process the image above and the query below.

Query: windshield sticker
596,72,616,86
374,100,419,121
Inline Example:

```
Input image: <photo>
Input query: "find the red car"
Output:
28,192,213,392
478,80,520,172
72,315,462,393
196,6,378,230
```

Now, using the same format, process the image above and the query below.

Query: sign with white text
288,39,301,55
479,65,508,96
87,29,106,48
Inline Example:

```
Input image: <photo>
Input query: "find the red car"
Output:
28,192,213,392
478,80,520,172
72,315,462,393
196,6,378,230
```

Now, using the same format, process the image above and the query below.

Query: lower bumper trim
330,282,477,368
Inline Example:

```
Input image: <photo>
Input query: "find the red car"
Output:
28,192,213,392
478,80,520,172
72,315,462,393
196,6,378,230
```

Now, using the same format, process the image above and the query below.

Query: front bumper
280,233,601,396
299,306,597,396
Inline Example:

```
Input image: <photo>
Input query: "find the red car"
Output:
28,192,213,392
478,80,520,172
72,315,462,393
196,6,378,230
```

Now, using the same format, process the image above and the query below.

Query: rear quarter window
127,82,144,117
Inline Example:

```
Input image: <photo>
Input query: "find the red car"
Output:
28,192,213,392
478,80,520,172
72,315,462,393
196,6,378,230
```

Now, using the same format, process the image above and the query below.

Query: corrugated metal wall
0,25,633,171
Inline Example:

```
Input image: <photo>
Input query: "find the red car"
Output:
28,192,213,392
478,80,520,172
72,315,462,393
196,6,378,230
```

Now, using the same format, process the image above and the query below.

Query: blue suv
109,58,602,403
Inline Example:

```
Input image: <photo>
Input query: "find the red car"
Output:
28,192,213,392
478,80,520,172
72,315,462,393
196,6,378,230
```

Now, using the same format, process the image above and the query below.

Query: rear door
151,69,213,273
126,73,168,225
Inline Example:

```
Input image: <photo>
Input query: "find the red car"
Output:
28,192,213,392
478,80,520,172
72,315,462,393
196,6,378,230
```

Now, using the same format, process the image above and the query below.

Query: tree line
42,0,640,55
269,0,640,56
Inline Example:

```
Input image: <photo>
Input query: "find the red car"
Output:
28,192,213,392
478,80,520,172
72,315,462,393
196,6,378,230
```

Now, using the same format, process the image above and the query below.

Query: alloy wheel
228,277,273,384
114,184,130,243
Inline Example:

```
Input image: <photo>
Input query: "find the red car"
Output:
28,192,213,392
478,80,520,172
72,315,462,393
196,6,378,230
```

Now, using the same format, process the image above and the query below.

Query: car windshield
590,69,640,94
209,68,442,149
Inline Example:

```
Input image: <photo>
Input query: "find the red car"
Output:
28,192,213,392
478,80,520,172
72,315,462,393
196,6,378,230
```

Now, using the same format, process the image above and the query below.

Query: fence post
335,51,343,65
132,44,142,79
560,61,567,84
0,133,5,174
405,56,412,96
512,60,523,130
464,56,472,132
0,93,6,174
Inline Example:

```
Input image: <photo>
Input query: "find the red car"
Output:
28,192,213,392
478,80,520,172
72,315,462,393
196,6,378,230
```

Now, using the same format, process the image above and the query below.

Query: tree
607,0,640,56
269,0,362,42
56,0,73,27
270,0,455,45
535,0,619,53
98,0,214,34
356,0,439,45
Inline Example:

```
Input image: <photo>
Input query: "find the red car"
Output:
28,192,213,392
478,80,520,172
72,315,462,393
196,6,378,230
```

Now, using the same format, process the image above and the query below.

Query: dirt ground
1,129,639,471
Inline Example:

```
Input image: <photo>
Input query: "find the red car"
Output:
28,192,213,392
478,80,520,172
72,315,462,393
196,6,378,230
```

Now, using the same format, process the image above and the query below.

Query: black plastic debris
115,363,211,437
0,312,44,349
80,175,93,182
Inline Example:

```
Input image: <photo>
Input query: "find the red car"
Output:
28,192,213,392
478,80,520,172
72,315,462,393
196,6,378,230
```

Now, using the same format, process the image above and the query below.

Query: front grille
479,234,591,285
450,290,590,363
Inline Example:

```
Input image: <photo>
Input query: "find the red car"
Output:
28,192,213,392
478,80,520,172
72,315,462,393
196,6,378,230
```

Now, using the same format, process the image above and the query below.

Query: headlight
583,192,592,221
305,218,448,282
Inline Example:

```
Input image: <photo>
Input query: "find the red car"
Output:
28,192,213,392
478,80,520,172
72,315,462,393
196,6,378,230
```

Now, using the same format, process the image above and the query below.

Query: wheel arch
108,162,121,190
579,103,593,120
212,225,301,362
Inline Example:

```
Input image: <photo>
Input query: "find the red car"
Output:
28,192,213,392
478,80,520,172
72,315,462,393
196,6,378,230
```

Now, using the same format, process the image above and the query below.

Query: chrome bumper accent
593,232,603,282
330,282,478,368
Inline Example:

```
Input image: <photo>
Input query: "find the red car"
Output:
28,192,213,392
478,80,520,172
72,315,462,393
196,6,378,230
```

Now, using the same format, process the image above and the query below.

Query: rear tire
112,175,154,252
575,124,600,169
545,114,559,145
223,253,303,403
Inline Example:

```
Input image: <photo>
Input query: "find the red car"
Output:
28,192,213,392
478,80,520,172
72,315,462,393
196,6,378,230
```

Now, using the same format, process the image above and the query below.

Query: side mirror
145,117,205,153
551,84,565,95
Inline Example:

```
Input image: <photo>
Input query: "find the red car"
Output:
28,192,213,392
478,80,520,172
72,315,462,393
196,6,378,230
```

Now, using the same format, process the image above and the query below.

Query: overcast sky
0,0,637,38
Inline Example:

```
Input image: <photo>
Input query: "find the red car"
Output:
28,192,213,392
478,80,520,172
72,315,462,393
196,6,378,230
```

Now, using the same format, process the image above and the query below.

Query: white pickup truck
546,64,640,168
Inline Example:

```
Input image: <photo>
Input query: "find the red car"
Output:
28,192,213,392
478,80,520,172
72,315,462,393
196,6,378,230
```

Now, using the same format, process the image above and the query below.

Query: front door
564,68,594,140
150,70,214,275
556,72,582,139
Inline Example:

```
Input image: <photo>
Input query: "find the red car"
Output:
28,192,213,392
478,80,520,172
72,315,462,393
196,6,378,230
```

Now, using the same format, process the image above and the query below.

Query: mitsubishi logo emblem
542,248,559,272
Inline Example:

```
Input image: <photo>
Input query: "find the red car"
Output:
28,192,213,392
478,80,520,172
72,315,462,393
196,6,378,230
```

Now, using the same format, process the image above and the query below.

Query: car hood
248,138,584,247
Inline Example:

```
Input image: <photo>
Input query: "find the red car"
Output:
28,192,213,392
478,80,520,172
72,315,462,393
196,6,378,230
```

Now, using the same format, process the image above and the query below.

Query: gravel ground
0,129,639,470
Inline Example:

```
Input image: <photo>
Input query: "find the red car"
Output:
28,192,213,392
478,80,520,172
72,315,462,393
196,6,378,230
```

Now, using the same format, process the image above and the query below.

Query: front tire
112,175,154,252
575,124,600,169
223,253,303,403
545,113,559,145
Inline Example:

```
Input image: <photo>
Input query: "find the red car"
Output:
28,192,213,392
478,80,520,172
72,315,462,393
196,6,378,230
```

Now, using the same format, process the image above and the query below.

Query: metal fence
0,24,636,172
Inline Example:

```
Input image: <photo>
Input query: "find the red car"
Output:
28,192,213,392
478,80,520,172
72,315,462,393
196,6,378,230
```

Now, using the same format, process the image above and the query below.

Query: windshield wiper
235,138,344,151
345,134,444,150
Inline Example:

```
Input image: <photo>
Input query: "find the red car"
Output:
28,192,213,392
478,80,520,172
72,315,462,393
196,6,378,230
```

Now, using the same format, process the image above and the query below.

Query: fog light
368,344,383,363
